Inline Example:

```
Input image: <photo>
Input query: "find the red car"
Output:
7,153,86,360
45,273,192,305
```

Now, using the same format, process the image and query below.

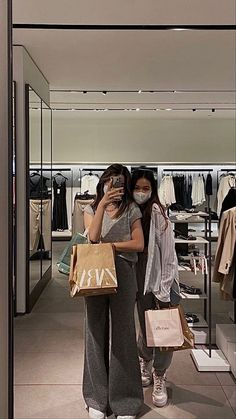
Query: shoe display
152,371,168,407
180,282,202,295
139,357,152,387
88,407,106,419
185,313,200,323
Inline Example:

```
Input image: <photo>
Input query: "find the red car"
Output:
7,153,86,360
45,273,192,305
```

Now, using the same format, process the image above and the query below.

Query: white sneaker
88,407,106,419
117,416,136,419
139,356,152,387
152,371,168,407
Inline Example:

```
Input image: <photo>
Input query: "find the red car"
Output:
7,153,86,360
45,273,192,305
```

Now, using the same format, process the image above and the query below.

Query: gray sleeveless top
84,202,142,262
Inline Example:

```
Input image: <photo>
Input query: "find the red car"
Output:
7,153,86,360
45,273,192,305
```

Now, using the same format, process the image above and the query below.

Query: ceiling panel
13,30,236,91
13,0,236,24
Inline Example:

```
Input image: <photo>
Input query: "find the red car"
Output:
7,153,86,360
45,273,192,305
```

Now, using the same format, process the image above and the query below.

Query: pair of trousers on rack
72,198,94,234
29,199,51,252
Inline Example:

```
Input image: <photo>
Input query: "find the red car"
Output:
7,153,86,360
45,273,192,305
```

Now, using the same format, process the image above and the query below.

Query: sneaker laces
153,372,166,393
139,357,150,377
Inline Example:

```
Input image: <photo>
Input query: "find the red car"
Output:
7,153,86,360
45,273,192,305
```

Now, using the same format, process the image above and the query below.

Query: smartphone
111,175,124,189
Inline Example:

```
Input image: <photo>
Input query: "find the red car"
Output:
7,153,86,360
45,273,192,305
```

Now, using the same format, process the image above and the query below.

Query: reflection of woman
131,169,180,408
83,164,144,419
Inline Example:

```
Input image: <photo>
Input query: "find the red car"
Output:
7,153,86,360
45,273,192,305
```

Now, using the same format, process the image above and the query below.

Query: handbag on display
69,242,118,297
145,305,194,351
57,231,88,275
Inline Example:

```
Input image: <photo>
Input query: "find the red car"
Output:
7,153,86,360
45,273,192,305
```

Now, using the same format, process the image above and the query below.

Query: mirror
42,101,52,277
26,85,52,311
28,88,42,294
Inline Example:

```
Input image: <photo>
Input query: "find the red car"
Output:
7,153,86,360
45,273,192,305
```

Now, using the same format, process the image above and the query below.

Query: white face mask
103,184,109,194
133,191,152,205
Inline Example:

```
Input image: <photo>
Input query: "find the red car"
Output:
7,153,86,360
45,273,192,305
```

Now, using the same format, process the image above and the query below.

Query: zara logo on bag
78,268,117,287
155,326,169,331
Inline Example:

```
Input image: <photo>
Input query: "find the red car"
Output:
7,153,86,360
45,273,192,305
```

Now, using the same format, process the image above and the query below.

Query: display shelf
180,291,207,300
170,216,208,224
185,313,208,328
175,237,209,244
191,349,230,372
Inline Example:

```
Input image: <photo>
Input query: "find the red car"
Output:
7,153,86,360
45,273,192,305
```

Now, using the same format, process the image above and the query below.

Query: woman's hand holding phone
99,179,124,208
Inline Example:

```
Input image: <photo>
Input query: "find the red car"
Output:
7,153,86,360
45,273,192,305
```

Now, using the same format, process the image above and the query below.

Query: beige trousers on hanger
29,199,51,251
72,198,94,234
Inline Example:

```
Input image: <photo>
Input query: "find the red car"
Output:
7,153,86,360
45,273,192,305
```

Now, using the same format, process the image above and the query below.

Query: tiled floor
14,242,236,419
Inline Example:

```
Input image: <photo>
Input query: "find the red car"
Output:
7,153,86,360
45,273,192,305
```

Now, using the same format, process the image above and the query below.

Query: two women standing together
83,164,180,419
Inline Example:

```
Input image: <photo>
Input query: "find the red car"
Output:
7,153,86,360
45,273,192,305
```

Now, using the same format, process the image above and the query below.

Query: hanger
54,172,68,180
30,171,40,177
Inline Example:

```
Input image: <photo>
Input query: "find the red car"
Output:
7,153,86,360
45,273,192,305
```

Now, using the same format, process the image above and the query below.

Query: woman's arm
113,219,144,253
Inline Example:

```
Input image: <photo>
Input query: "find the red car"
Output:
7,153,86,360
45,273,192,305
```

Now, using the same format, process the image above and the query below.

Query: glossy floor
14,242,236,418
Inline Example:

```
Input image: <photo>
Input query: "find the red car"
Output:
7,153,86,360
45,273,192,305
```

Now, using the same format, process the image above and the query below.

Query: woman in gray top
83,164,144,419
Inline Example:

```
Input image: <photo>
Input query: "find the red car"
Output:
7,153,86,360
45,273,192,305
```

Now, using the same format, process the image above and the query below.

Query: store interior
12,2,236,418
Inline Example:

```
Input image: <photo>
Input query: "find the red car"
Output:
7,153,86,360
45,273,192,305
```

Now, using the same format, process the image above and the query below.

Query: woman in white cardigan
131,168,180,408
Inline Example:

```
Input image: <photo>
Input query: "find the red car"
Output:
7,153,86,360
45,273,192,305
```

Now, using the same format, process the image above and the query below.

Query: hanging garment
217,175,236,216
158,175,176,207
30,199,51,251
213,207,236,300
81,174,99,195
30,173,49,199
220,188,236,221
173,175,185,208
191,175,205,206
52,176,68,231
205,173,213,196
72,198,94,235
185,175,193,209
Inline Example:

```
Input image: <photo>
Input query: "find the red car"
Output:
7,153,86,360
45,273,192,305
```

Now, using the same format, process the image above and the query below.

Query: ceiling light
83,91,87,94
71,108,75,111
165,108,172,111
192,109,196,112
102,91,107,95
172,28,188,31
136,108,140,111
156,108,160,111
138,90,142,94
104,108,108,111
212,108,215,112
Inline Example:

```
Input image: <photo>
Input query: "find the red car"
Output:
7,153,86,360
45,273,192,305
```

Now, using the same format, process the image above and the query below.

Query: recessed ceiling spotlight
165,108,172,111
192,109,196,112
71,108,75,111
104,108,108,111
156,108,160,111
136,108,140,111
83,91,87,94
138,90,142,94
212,108,215,112
102,91,107,95
172,28,188,31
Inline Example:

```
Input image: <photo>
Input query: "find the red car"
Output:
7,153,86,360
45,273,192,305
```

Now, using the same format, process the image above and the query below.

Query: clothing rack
30,168,72,171
163,169,213,172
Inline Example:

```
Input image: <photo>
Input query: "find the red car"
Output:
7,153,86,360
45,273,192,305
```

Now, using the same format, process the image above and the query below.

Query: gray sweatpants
136,253,173,374
83,257,143,417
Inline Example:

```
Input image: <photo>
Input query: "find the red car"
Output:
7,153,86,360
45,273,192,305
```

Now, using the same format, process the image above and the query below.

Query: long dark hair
92,164,133,218
131,168,167,244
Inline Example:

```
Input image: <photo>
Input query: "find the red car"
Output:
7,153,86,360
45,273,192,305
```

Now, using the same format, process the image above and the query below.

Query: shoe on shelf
139,356,152,387
88,407,106,419
152,371,168,408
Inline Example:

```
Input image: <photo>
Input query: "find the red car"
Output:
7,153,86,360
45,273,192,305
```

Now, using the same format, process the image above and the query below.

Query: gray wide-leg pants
136,253,173,374
83,257,143,417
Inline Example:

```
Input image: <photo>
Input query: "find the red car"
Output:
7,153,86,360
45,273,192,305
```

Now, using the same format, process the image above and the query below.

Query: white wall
51,112,235,164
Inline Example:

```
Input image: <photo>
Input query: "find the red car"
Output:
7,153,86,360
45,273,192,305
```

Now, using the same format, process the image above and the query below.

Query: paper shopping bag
145,306,184,347
159,305,195,352
69,242,117,297
57,232,88,275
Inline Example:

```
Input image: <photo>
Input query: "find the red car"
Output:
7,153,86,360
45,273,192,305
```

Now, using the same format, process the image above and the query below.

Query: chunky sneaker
152,371,168,407
88,407,106,419
139,357,152,387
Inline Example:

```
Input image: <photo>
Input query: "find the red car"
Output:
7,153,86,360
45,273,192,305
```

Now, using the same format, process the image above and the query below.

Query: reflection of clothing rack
162,169,213,211
217,170,236,216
